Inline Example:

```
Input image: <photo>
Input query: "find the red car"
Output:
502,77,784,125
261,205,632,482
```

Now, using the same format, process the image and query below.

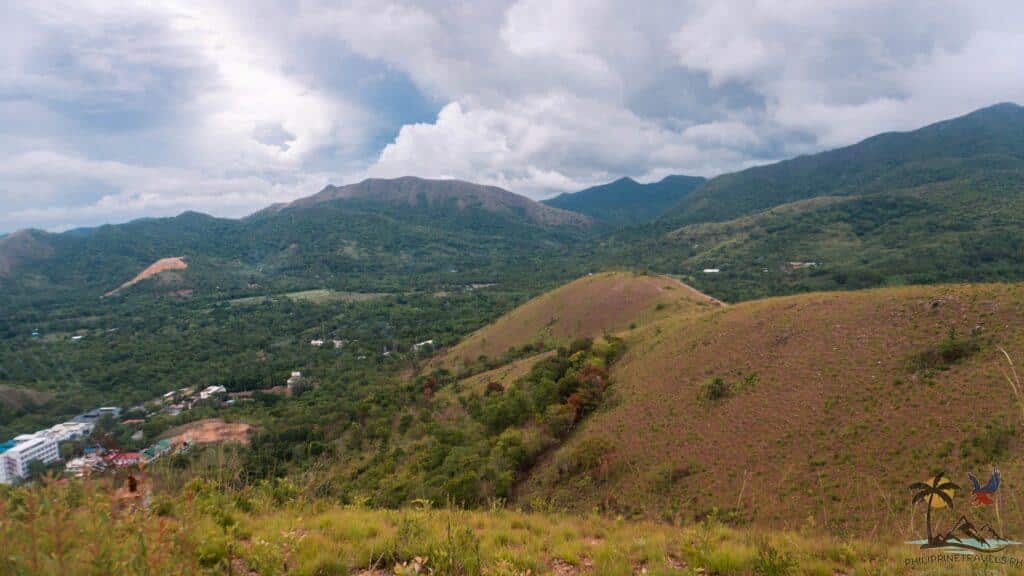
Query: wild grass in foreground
4,477,1021,575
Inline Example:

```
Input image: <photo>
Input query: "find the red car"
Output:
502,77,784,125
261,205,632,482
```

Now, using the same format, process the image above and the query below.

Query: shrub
754,545,798,576
909,327,980,372
698,377,731,404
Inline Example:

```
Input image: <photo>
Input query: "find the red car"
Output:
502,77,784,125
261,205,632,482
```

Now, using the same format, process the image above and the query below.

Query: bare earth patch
161,418,252,445
106,256,188,296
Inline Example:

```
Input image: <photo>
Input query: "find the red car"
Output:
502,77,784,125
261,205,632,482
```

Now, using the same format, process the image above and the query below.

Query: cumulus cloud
2,0,1024,231
340,0,1024,196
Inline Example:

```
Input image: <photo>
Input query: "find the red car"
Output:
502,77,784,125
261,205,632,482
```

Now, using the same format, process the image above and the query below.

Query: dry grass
4,477,1005,575
432,272,721,373
519,282,1024,532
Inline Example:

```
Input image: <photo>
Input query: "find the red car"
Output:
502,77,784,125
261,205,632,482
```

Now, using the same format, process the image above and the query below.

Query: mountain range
2,102,1024,311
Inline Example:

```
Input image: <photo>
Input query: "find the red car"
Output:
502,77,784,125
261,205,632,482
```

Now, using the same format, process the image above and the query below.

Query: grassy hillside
543,175,705,226
0,476,934,575
519,282,1024,531
647,171,1024,302
431,272,721,373
589,103,1024,302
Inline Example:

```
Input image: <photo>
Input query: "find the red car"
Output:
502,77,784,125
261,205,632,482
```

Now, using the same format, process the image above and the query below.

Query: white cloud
3,0,1024,230
0,150,342,232
367,95,752,196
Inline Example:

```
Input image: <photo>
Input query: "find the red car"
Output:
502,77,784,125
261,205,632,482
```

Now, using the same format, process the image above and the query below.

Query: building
0,440,15,484
198,385,226,400
0,435,60,483
106,451,141,468
40,422,93,443
310,339,325,347
702,268,721,274
65,454,107,477
141,439,173,463
412,339,435,352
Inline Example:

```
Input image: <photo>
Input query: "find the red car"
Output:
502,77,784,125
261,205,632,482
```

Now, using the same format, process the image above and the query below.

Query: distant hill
0,178,595,311
260,176,591,227
543,175,705,225
0,229,53,277
659,102,1024,227
593,102,1024,301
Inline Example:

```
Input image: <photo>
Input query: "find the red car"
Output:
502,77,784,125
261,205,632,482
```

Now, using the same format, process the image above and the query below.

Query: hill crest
263,176,592,227
430,271,722,372
544,174,705,225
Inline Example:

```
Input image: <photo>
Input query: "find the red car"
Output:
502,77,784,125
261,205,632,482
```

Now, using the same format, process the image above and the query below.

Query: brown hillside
519,282,1024,532
106,256,188,296
431,272,722,372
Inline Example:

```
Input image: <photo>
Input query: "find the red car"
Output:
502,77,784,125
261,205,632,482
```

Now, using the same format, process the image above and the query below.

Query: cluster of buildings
0,410,111,484
161,385,226,416
64,439,178,478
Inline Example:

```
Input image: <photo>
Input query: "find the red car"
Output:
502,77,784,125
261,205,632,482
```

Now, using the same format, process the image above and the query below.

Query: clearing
106,256,188,295
160,418,252,445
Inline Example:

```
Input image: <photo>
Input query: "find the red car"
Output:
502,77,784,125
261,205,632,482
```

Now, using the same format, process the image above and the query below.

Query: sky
2,1,1023,233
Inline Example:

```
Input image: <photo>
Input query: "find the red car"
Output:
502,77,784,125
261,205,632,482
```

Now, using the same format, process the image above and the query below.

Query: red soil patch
432,272,721,373
519,283,1024,531
106,256,188,295
161,418,252,445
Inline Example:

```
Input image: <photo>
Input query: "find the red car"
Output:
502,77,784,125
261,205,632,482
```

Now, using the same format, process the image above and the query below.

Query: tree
26,459,49,481
910,473,959,543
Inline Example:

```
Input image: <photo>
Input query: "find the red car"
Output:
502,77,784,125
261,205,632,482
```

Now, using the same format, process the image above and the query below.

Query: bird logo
967,469,1000,507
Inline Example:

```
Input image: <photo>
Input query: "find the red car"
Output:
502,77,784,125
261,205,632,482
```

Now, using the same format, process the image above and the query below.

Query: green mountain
597,102,1024,301
0,178,593,313
543,174,705,225
659,102,1024,227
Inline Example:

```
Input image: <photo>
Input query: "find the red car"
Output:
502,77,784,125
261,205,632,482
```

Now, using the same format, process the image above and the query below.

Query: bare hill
518,282,1024,530
431,271,722,372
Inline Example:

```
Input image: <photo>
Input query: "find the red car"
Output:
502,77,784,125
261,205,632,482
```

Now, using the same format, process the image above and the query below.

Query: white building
412,339,435,352
702,268,721,274
310,339,325,347
0,435,60,483
41,422,93,443
198,385,227,400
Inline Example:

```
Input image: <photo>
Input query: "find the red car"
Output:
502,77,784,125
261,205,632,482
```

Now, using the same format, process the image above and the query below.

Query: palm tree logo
909,473,958,545
908,471,1016,553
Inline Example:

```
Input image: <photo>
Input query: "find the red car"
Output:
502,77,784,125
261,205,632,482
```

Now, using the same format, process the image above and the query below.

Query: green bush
698,377,731,404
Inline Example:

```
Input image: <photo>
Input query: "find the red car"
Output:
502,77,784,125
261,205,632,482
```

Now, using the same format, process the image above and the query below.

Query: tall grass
1,475,1017,575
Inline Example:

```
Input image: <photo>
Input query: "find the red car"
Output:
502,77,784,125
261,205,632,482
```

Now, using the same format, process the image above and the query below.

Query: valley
4,103,1024,574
